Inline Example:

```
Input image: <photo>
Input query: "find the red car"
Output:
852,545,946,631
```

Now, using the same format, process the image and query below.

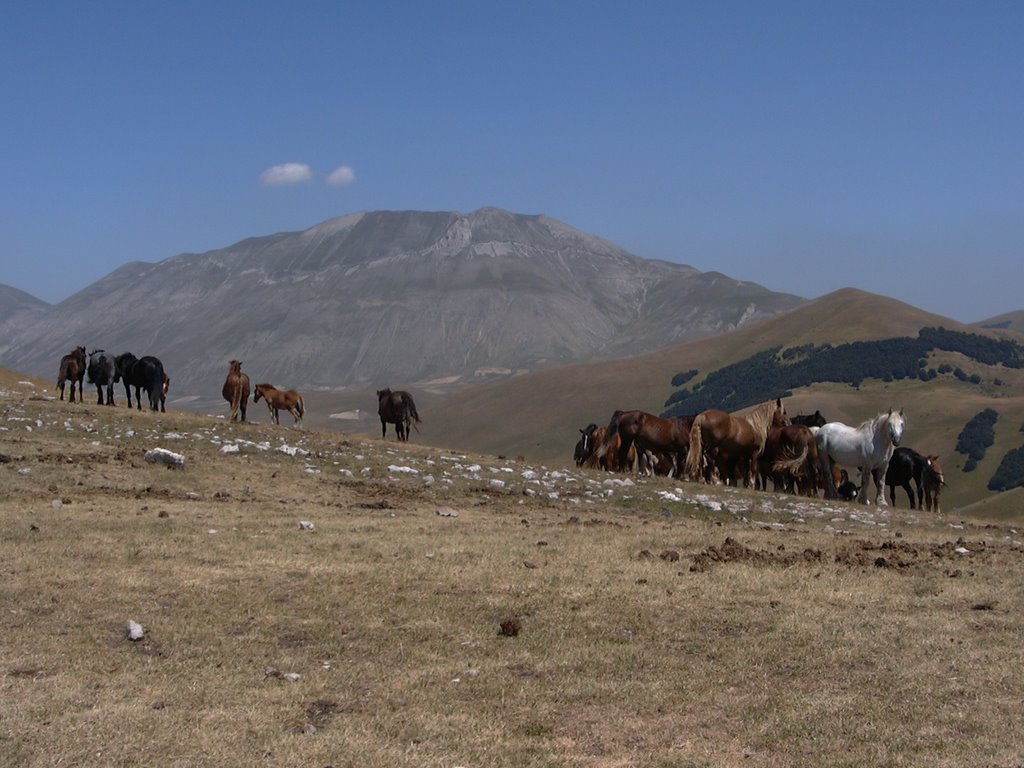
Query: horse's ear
776,398,782,408
899,407,904,416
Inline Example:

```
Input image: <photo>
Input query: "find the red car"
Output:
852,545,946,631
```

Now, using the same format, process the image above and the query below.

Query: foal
253,383,305,426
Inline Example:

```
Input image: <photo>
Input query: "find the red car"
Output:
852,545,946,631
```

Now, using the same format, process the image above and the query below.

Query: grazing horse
922,455,945,513
222,360,250,422
377,388,420,441
56,346,86,402
758,422,820,495
254,383,305,426
885,446,932,508
685,399,786,486
160,372,170,412
815,409,905,505
598,410,695,477
114,353,167,412
87,349,116,405
791,410,826,428
577,424,636,472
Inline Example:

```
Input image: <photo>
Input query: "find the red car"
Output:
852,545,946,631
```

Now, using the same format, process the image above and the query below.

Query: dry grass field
3,370,1024,767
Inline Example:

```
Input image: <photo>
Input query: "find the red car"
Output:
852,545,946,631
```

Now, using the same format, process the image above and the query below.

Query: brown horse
222,360,250,422
758,422,820,495
922,455,945,513
598,410,695,477
56,346,86,402
377,388,421,441
254,383,305,426
578,425,636,472
685,399,786,486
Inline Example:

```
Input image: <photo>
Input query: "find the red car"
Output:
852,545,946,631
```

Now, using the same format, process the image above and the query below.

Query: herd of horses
57,348,420,440
55,346,943,512
575,399,946,512
57,346,168,411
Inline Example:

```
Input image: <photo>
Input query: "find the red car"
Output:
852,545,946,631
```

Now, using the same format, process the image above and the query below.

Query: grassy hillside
412,290,1024,514
975,309,1024,334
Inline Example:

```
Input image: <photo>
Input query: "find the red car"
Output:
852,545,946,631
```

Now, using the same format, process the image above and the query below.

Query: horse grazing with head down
56,346,86,402
576,423,636,472
815,409,905,505
377,388,420,441
685,399,787,487
254,383,305,426
87,349,116,405
222,360,250,422
114,353,166,411
597,410,695,477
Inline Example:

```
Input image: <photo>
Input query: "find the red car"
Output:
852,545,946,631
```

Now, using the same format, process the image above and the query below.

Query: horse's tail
403,393,421,432
296,394,305,420
684,414,706,480
772,444,809,478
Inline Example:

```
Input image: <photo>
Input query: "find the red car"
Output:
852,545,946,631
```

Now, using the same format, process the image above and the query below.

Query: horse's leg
856,467,870,504
901,481,916,509
135,386,143,410
872,468,887,506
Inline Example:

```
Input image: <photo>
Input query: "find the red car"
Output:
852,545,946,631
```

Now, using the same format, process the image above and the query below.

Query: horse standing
815,409,906,505
598,410,694,477
758,422,820,495
254,383,305,426
791,410,826,428
114,353,167,412
922,456,945,513
222,360,250,422
576,424,636,472
377,388,420,441
87,350,116,405
885,446,931,508
685,399,786,487
56,346,86,402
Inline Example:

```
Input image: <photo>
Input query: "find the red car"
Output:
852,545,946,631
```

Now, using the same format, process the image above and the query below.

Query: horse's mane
743,399,781,440
856,410,898,432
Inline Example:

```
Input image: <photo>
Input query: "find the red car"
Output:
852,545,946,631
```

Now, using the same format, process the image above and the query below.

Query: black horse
87,350,117,405
377,388,421,441
114,353,166,412
574,424,599,466
885,446,929,508
791,410,826,428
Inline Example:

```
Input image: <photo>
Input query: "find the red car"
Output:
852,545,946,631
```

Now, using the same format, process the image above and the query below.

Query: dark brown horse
685,399,786,487
758,422,820,495
254,383,305,426
56,346,86,402
222,360,250,422
922,455,946,513
377,388,420,441
598,410,695,477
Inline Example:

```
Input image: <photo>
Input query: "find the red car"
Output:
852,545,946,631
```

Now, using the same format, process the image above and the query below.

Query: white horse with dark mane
815,409,905,505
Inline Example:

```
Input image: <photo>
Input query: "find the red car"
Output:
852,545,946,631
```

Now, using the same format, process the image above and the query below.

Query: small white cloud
260,163,312,187
327,165,356,187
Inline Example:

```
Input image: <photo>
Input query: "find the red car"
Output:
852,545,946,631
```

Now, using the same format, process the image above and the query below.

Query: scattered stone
0,453,11,463
659,550,680,562
144,448,185,469
523,560,538,569
437,507,459,517
51,499,62,509
126,620,145,641
299,520,315,531
283,672,301,683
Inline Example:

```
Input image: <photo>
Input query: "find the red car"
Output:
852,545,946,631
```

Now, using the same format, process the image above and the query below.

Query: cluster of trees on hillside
988,446,1024,492
955,409,999,473
662,327,1024,417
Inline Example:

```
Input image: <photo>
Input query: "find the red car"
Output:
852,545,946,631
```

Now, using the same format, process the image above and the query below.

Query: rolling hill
410,289,1024,516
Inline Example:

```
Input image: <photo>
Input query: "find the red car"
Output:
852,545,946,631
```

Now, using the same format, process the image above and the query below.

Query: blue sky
2,1,1021,322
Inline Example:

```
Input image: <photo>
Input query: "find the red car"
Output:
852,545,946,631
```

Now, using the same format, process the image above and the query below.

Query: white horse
815,409,905,505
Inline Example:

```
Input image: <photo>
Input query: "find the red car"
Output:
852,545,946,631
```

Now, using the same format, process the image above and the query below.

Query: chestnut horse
576,424,636,472
377,388,421,441
685,399,786,487
254,383,305,426
598,410,695,477
758,421,820,495
56,346,86,402
222,360,250,422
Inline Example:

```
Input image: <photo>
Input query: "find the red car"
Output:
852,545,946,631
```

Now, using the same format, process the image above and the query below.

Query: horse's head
229,360,243,375
771,398,791,428
253,384,264,403
376,388,391,400
887,408,906,446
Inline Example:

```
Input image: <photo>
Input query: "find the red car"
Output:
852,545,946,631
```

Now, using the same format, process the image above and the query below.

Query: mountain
0,283,49,329
0,208,803,394
975,310,1024,335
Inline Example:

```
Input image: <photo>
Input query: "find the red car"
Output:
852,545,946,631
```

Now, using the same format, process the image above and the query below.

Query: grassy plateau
2,369,1024,767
